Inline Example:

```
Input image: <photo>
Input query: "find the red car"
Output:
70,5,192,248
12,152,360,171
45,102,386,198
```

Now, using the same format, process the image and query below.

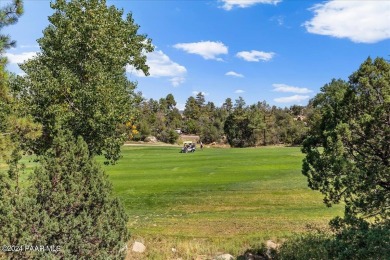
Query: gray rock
266,240,278,250
215,253,234,260
145,136,157,143
266,240,279,259
132,241,146,253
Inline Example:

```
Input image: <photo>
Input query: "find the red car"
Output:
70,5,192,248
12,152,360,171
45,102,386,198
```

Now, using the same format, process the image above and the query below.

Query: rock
145,136,157,143
266,240,279,259
132,241,146,253
215,253,234,260
171,247,177,253
266,240,278,250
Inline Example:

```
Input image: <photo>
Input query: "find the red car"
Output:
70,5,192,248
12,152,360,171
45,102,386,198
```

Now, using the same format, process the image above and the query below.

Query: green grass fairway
100,145,342,258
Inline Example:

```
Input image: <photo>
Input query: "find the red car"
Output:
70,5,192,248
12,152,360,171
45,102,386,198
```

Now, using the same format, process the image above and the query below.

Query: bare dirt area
124,142,180,147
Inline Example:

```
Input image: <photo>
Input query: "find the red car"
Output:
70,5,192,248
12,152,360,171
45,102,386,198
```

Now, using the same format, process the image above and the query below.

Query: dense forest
133,92,308,147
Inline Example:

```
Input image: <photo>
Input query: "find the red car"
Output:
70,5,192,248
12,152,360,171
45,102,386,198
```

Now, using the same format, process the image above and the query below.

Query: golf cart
180,141,196,153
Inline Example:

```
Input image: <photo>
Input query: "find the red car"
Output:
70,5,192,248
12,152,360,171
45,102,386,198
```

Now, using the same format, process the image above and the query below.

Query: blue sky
4,0,390,110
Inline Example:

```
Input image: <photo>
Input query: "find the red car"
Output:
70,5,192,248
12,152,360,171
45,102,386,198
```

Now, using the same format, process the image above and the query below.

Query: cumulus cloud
304,1,390,43
226,71,244,78
127,49,187,86
235,89,245,93
274,95,310,103
174,41,228,61
236,50,275,62
272,83,312,94
220,0,281,11
5,52,37,63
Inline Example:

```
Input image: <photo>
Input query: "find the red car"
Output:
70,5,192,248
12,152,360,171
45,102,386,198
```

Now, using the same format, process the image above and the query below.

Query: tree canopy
0,0,23,53
1,0,24,137
302,57,390,222
17,0,153,163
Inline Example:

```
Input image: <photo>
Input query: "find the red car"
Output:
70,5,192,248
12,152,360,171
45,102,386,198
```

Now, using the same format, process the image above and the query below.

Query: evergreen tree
0,0,23,53
195,92,205,107
222,98,233,113
302,57,390,223
183,96,200,120
1,132,129,259
224,107,254,147
0,0,28,159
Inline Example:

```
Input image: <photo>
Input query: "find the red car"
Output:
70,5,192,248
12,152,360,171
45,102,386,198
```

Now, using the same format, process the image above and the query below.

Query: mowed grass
99,145,343,258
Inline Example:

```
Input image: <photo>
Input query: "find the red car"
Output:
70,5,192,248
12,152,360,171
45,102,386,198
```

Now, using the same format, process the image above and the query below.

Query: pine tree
302,57,390,223
1,132,129,259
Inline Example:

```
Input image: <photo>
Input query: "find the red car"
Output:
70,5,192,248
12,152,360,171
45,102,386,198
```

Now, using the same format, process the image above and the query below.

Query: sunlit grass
99,145,342,258
2,145,342,258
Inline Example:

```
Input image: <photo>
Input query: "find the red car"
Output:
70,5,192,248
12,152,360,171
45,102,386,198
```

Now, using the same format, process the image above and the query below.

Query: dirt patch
179,135,200,144
124,142,179,147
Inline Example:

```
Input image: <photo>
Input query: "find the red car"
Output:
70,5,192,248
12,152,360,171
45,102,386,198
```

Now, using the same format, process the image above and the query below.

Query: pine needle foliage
1,132,129,259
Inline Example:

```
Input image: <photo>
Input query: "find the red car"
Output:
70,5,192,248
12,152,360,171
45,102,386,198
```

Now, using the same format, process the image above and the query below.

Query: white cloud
226,71,244,78
127,49,187,86
5,52,37,63
272,83,312,94
176,103,186,111
235,89,245,93
304,1,390,43
270,15,284,26
220,0,281,11
274,95,310,103
20,44,39,49
192,91,209,96
236,50,275,62
174,41,228,61
169,77,186,87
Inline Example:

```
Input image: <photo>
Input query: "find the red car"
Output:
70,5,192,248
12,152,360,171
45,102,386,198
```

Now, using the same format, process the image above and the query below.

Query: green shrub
278,232,330,260
276,221,390,260
327,220,390,260
157,129,179,144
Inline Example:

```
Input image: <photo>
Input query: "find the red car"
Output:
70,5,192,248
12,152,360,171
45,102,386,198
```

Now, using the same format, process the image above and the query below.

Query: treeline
133,92,308,147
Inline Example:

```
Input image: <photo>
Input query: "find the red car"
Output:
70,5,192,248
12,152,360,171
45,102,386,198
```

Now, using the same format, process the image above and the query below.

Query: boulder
215,253,234,260
132,241,146,253
266,240,279,259
266,240,278,250
145,136,157,143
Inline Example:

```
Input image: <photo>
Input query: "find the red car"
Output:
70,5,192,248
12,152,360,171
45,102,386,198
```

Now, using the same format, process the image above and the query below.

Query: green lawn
99,145,342,258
